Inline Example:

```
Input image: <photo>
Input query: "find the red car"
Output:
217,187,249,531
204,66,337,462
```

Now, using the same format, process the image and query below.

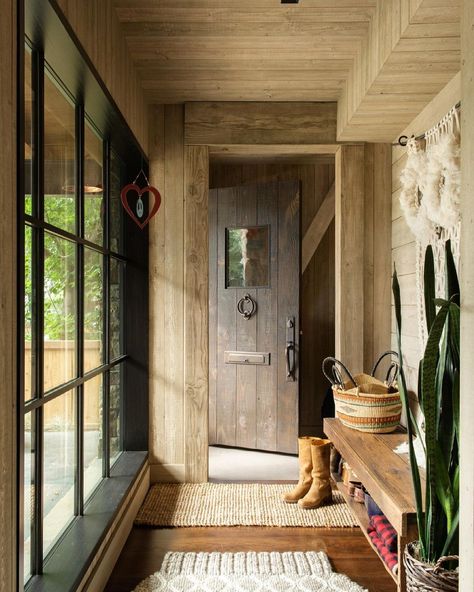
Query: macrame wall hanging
399,105,461,351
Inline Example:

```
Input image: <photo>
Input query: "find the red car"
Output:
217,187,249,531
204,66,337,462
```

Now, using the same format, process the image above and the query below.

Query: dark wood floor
104,525,396,592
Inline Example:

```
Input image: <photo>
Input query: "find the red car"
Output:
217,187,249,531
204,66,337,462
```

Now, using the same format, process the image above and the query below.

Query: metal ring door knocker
237,293,257,320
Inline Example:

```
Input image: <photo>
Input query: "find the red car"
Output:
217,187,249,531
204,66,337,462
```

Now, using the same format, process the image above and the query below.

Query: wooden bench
324,418,423,592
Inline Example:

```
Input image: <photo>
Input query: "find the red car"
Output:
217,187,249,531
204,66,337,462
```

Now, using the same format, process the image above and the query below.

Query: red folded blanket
368,530,399,574
368,514,397,553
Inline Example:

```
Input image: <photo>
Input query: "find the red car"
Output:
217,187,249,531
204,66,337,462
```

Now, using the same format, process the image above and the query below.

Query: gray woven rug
132,551,367,591
135,484,357,528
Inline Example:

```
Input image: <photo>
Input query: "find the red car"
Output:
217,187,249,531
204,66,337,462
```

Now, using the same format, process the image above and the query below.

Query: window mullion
32,47,45,576
103,141,110,478
75,103,85,516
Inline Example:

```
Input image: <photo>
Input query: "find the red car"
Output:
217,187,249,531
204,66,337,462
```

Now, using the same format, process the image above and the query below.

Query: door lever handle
285,341,295,380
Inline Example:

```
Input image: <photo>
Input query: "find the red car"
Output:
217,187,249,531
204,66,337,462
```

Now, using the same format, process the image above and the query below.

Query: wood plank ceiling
113,0,461,141
114,0,376,103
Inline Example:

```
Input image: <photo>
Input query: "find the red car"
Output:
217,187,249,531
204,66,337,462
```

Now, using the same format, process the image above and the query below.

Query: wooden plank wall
0,1,17,589
391,73,461,396
184,145,210,482
54,0,149,153
460,2,474,585
148,105,186,482
209,163,336,439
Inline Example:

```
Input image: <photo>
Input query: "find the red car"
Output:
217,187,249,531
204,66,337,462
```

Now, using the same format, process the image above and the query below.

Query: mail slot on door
224,351,271,365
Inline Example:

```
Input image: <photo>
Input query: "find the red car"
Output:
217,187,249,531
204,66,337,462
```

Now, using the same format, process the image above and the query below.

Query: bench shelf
324,418,423,592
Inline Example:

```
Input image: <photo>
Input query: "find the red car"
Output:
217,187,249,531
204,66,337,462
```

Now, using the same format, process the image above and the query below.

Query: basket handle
322,357,357,389
371,350,400,384
433,555,459,573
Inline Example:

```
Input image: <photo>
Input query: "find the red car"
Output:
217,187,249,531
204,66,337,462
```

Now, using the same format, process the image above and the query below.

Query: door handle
285,316,296,381
285,341,295,380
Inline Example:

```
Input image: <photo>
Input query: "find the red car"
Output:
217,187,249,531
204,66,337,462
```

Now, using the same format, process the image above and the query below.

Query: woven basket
404,542,458,592
332,378,402,434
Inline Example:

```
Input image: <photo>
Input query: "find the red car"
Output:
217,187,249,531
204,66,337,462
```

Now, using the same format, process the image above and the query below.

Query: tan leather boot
281,436,313,503
298,438,332,509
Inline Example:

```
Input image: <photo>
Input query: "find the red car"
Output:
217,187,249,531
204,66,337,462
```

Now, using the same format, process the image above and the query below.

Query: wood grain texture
185,103,337,146
148,105,186,471
114,1,374,103
213,187,237,447
337,0,460,141
364,144,392,371
325,418,422,592
105,525,395,592
209,164,335,443
335,145,365,374
184,145,210,482
302,183,335,273
0,0,17,588
55,0,148,152
460,2,474,586
209,179,299,453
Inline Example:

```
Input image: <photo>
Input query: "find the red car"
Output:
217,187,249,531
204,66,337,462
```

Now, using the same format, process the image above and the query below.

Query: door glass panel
84,123,104,245
44,232,76,392
24,412,35,583
43,390,75,557
84,248,104,372
44,71,76,233
226,226,270,288
84,376,103,500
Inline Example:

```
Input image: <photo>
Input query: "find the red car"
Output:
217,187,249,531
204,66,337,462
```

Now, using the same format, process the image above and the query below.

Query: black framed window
22,44,129,586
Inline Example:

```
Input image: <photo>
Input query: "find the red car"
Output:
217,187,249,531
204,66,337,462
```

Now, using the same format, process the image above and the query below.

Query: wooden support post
335,145,365,374
301,182,335,273
148,105,186,481
184,145,210,483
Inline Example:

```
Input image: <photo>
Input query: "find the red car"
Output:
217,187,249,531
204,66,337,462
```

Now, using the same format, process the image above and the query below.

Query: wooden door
209,180,300,454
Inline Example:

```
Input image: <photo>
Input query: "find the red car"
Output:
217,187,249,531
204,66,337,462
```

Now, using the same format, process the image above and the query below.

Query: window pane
84,248,104,372
110,151,123,254
109,364,122,464
25,48,33,215
24,412,35,583
226,226,270,288
110,258,124,360
43,390,75,557
84,123,104,245
44,233,76,392
84,376,103,500
44,71,76,234
25,225,35,401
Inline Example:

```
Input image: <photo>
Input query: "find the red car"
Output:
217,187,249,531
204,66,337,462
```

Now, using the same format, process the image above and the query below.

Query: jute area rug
135,484,357,528
132,551,367,592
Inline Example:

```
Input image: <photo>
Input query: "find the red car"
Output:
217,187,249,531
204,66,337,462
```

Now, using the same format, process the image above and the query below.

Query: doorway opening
208,158,336,483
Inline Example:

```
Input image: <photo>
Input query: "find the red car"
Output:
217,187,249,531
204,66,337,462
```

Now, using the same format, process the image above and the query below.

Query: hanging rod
394,101,461,147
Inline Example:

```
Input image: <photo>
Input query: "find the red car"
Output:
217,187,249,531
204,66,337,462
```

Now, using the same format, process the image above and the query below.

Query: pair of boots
282,437,332,509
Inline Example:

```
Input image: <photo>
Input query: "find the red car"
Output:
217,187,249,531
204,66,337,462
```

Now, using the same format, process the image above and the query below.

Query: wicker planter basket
404,542,458,592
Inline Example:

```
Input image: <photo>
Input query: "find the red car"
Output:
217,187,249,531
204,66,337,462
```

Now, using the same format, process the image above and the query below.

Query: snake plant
393,240,460,563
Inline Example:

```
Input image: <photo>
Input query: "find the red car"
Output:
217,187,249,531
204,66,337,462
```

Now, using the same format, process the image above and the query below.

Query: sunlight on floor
209,446,298,483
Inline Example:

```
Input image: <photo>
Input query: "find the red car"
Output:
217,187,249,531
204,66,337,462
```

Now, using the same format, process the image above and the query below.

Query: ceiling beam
185,102,337,145
337,0,460,142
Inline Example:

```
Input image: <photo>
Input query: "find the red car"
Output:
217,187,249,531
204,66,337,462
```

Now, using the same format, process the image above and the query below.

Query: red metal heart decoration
120,183,162,229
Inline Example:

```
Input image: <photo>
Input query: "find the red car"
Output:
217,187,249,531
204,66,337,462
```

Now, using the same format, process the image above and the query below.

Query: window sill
26,451,148,592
